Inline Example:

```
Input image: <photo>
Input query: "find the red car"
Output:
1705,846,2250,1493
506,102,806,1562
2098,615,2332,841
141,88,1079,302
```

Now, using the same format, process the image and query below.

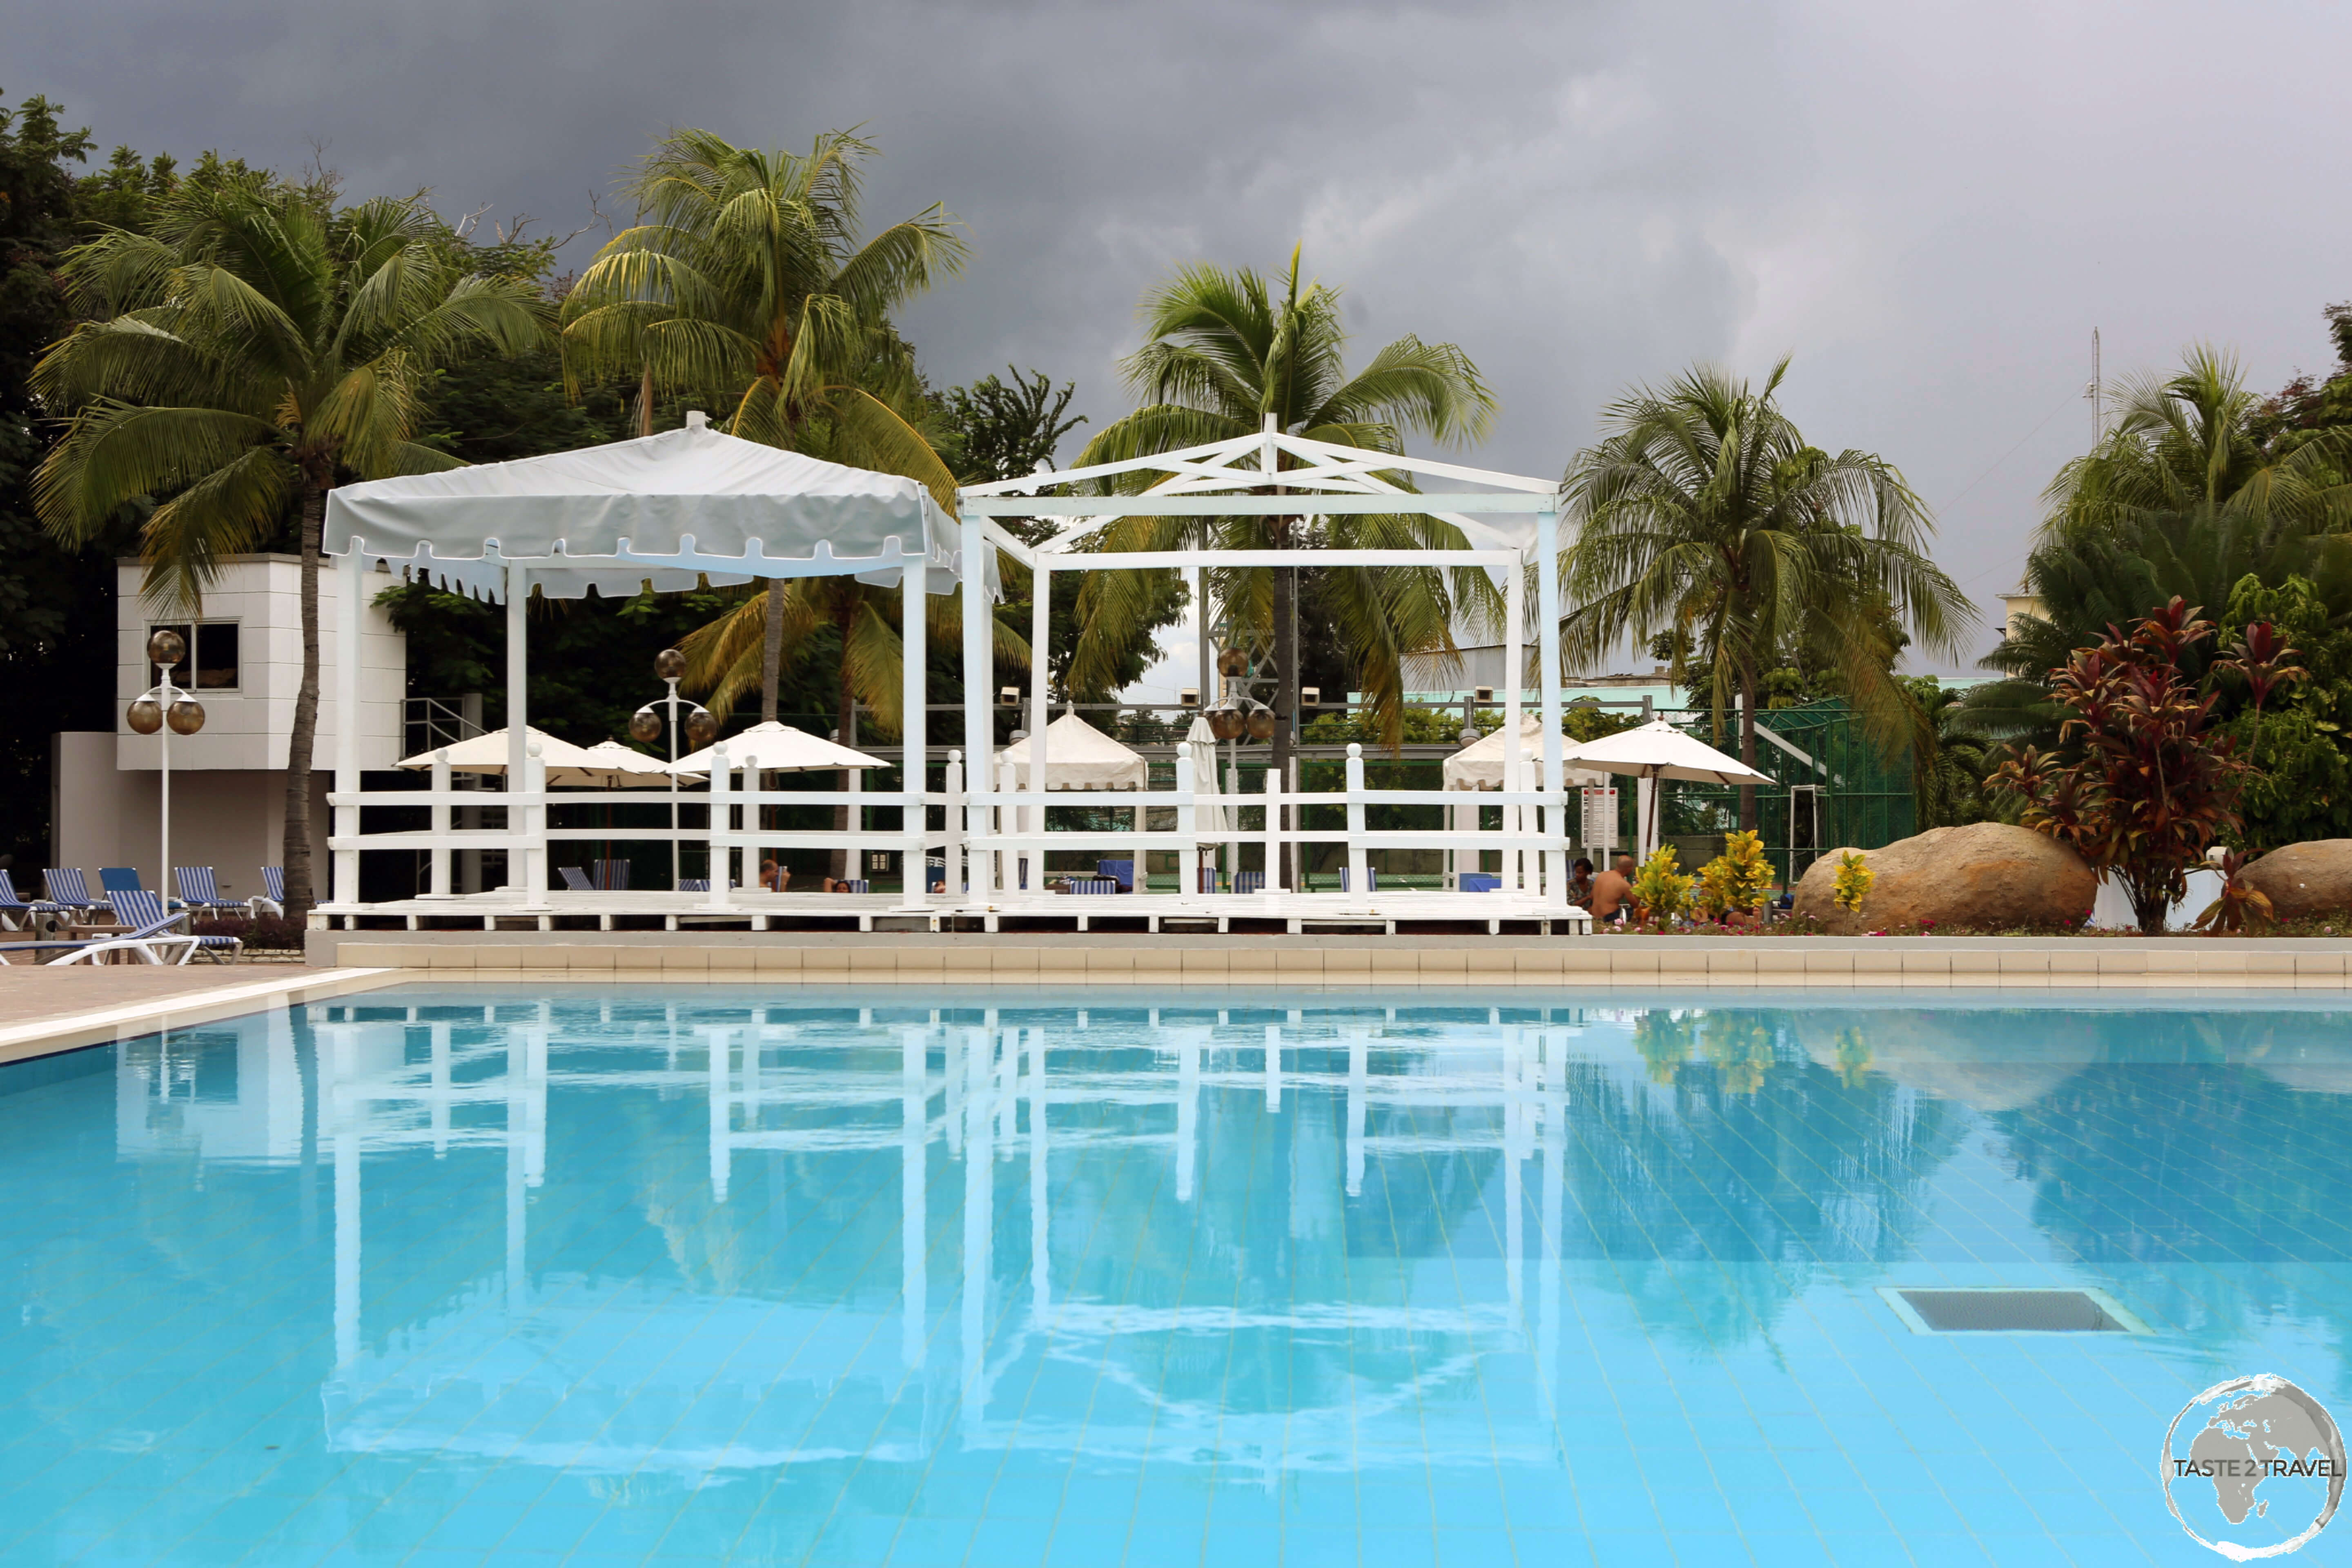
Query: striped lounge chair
1069,878,1120,895
592,859,631,891
104,889,241,962
0,911,202,966
40,868,100,920
559,866,597,892
175,866,244,916
1339,866,1379,892
1458,873,1502,892
0,870,37,931
1235,871,1265,895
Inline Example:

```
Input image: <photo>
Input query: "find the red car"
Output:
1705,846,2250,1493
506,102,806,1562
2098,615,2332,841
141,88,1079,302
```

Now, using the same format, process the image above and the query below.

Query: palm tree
33,178,548,918
1071,247,1498,878
561,129,968,723
2047,345,2351,539
1562,360,1972,829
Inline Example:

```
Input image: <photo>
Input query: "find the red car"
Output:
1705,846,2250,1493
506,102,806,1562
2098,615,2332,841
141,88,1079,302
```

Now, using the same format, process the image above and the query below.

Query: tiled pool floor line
4,984,2349,1566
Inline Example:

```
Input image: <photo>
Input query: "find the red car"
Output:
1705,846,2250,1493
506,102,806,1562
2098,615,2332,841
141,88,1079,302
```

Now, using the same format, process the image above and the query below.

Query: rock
2239,840,2352,921
1790,823,2097,934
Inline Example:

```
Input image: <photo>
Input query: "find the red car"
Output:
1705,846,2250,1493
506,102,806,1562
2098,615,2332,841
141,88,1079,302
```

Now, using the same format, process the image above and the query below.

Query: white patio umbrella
396,726,603,777
1560,719,1774,860
558,739,702,788
666,720,884,776
667,722,886,893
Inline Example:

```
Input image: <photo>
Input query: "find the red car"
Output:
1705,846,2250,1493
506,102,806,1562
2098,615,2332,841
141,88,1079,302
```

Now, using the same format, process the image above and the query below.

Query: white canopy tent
1443,716,1610,792
992,711,1147,791
1561,719,1774,862
321,415,997,910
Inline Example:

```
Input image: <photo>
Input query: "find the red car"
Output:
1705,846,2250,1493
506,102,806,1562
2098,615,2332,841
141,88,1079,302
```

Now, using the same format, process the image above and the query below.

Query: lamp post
126,628,205,905
631,648,715,889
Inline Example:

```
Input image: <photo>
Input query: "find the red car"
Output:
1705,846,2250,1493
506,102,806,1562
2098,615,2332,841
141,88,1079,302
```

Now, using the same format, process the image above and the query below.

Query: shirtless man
1588,853,1637,924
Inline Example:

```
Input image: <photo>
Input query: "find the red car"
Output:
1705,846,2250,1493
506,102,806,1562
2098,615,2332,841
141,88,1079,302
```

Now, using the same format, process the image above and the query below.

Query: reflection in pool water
3,988,2351,1565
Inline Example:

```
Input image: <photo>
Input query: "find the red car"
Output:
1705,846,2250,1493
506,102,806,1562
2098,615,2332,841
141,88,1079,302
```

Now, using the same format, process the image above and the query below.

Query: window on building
147,621,241,692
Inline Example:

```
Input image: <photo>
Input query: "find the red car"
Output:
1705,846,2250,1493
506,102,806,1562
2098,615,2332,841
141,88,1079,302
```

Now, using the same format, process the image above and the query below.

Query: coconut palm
1562,359,1973,829
33,178,548,918
1069,248,1498,881
561,129,968,723
2047,345,2352,540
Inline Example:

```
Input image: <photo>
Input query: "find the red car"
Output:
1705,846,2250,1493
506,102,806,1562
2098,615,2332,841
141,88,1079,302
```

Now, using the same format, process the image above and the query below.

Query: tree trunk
1270,522,1298,889
281,477,327,920
831,595,856,882
760,578,784,723
1737,663,1759,833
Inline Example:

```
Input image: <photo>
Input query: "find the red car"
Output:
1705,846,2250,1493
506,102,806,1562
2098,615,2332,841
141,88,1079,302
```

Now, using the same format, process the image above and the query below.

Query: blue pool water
4,986,2351,1566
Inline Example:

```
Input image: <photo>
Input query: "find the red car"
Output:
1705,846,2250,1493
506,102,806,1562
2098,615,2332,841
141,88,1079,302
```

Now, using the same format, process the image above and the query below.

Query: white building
48,554,406,902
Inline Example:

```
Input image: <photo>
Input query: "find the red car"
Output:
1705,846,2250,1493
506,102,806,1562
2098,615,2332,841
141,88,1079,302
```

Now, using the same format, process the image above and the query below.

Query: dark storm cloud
13,0,2352,673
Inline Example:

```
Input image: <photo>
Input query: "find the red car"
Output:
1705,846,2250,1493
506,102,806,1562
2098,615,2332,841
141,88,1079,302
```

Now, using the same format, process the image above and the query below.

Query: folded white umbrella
668,719,884,775
1183,715,1229,836
1559,719,1774,857
396,726,604,777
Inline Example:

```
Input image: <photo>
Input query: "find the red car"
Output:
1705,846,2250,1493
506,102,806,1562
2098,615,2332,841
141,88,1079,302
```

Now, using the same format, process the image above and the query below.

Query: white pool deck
312,886,1594,936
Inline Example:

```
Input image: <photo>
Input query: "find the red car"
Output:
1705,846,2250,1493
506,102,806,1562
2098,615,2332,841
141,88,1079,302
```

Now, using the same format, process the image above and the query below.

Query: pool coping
0,967,408,1069
303,931,2352,991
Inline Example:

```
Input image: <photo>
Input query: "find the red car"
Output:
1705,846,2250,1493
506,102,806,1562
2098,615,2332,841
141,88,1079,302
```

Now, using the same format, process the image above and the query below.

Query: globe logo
2163,1374,2345,1559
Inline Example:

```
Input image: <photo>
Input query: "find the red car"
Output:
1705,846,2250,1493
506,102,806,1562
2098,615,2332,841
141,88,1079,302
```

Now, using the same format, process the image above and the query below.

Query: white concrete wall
51,733,326,900
115,555,405,773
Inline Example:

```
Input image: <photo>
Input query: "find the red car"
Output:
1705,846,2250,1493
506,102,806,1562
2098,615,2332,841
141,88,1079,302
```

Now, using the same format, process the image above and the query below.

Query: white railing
324,741,1584,908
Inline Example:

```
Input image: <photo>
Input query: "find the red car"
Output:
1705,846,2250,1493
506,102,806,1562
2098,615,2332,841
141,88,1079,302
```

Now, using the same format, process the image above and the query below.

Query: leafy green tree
562,128,968,727
932,366,1084,509
33,180,548,916
0,92,140,870
1562,359,1973,828
1071,247,1499,889
1906,677,1996,829
2046,345,2350,539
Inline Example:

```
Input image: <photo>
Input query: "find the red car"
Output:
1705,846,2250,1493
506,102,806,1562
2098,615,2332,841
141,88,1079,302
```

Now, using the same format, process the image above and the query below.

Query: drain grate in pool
1879,1286,2148,1334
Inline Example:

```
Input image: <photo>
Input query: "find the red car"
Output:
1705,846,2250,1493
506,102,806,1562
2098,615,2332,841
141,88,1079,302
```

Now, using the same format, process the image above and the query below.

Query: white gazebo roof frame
952,423,1574,902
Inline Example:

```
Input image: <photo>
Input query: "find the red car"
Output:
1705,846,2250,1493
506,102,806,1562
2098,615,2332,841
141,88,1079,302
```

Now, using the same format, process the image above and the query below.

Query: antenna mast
2085,328,2103,444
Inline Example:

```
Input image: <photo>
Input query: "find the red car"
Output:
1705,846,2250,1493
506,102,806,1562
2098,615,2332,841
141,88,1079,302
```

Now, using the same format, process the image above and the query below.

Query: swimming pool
2,986,2347,1566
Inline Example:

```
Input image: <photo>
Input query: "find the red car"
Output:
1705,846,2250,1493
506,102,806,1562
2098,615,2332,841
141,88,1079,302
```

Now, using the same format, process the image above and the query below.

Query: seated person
759,858,791,892
1587,853,1637,924
821,875,859,893
1567,857,1596,907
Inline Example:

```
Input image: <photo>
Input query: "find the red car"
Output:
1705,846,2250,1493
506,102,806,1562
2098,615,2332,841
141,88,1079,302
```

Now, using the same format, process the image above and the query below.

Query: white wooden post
503,564,528,890
705,746,732,909
333,549,363,907
1536,510,1566,905
1262,765,1283,896
846,766,864,887
428,750,452,897
1503,561,1525,893
520,742,548,911
1174,751,1198,898
901,555,927,910
944,751,964,898
961,511,990,897
1344,742,1369,895
1028,562,1049,860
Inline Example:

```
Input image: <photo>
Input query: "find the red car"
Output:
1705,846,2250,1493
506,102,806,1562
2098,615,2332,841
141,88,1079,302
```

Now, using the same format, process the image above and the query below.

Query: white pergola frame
313,425,1587,928
952,425,1571,904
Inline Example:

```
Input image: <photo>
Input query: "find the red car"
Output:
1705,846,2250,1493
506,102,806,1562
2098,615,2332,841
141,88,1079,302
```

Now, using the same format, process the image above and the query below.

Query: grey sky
14,0,2352,687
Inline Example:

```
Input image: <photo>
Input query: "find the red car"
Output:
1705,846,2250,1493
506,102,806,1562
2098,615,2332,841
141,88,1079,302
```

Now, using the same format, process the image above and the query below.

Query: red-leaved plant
1988,598,2285,934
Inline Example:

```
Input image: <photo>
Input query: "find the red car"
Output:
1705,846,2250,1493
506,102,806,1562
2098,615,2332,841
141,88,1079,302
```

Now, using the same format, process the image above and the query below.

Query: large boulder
1791,822,2097,934
2239,840,2352,921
